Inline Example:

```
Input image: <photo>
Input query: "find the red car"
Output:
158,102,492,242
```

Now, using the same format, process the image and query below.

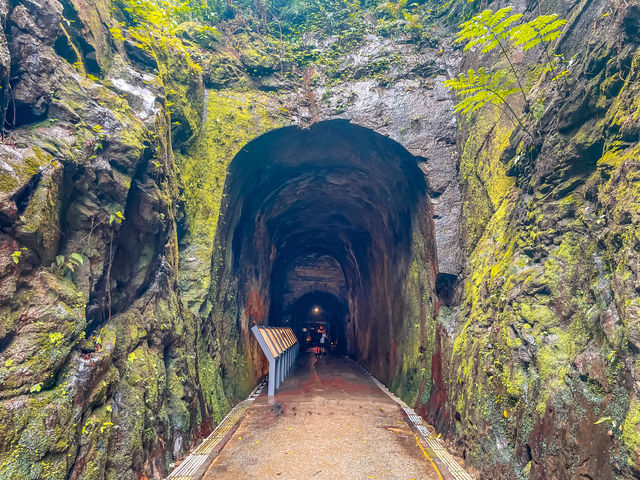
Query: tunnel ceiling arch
211,119,438,382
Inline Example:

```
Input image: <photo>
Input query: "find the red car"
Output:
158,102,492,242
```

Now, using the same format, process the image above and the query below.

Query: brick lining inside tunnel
206,119,441,399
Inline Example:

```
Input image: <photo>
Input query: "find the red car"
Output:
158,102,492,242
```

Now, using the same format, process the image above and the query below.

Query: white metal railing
251,325,299,396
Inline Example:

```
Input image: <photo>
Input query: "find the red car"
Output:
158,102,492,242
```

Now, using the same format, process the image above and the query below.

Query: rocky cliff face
437,1,640,479
0,0,639,479
0,0,221,477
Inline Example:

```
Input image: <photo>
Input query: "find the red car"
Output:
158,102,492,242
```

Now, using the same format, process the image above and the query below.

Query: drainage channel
166,378,267,480
363,367,475,480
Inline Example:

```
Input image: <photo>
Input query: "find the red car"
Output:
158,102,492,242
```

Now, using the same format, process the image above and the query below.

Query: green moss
390,222,437,408
623,398,640,468
165,366,190,431
69,0,114,72
0,380,75,479
0,172,17,193
392,259,427,405
177,90,288,243
196,340,231,423
0,272,85,398
517,302,555,327
75,404,114,480
605,50,640,132
459,105,516,250
176,90,288,312
16,167,62,265
0,146,52,195
203,51,247,88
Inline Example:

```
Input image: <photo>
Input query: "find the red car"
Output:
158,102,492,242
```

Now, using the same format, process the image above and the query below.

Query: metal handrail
251,326,299,396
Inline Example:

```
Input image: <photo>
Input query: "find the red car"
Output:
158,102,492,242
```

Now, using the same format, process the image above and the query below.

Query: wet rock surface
307,35,464,277
435,1,640,479
0,1,219,478
0,0,639,479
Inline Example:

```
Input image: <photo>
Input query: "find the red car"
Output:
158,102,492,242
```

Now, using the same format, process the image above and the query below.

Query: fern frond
493,14,522,36
444,67,521,117
482,39,500,53
510,24,536,45
541,29,564,43
486,7,511,27
456,7,521,53
539,18,567,37
522,37,542,51
510,14,567,51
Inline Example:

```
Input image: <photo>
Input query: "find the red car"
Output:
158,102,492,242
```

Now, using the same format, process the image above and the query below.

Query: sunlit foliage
444,7,567,134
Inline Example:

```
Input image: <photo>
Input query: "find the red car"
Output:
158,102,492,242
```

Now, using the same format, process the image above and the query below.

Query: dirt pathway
202,354,442,480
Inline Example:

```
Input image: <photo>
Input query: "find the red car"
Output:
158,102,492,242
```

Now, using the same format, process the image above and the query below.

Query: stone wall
0,1,222,477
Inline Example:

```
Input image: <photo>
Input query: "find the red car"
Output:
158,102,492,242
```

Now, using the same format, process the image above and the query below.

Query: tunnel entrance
209,119,439,387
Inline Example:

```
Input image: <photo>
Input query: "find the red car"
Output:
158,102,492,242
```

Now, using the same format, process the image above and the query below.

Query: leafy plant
56,253,85,273
444,67,524,127
530,98,545,124
109,210,125,225
10,247,28,264
509,14,566,51
445,7,567,135
594,416,613,425
511,14,571,88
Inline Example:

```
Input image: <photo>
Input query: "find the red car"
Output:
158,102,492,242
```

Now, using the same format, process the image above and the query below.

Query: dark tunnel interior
210,119,439,384
288,291,348,353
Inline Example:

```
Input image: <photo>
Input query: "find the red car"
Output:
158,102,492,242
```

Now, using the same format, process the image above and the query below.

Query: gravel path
203,354,441,480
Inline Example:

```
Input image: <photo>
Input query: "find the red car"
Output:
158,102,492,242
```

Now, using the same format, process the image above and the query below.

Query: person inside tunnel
318,324,327,356
288,292,344,355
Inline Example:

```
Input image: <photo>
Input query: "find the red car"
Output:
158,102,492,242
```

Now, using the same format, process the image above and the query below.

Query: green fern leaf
522,38,542,51
456,7,521,52
445,67,521,118
510,14,566,50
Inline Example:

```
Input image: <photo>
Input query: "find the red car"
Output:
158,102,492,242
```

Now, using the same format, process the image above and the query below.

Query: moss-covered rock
176,90,288,314
440,2,640,478
0,1,212,477
0,270,85,399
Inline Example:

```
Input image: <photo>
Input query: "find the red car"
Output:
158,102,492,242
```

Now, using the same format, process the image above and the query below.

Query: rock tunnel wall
281,254,347,320
0,0,223,478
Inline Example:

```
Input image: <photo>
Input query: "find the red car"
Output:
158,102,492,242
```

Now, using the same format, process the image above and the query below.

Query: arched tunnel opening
287,291,348,354
209,119,439,391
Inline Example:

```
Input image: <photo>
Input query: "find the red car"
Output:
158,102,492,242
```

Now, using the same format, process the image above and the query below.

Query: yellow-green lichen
459,105,516,250
623,397,640,468
177,89,289,243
